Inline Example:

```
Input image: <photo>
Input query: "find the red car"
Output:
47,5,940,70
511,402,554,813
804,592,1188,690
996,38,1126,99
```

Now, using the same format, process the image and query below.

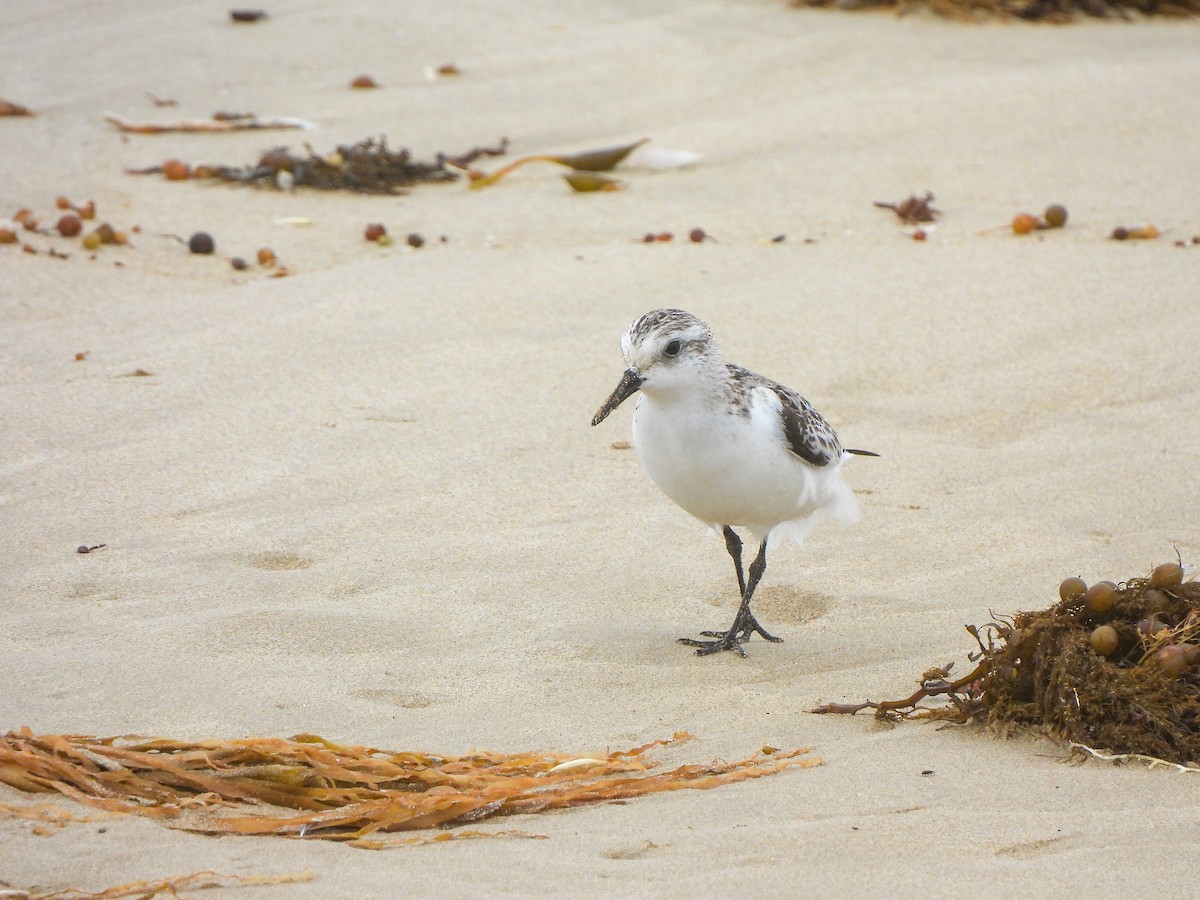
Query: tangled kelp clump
816,563,1200,767
791,0,1200,21
0,731,818,848
129,136,509,194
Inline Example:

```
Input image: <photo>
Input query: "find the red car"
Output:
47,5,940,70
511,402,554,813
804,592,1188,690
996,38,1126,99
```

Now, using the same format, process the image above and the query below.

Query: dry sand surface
3,0,1200,896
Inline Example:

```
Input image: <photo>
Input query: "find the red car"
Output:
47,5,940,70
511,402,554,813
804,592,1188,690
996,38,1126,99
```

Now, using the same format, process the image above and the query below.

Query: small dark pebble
920,770,935,776
1111,227,1129,241
189,232,215,254
771,234,786,243
230,9,267,22
406,232,425,249
230,257,248,270
642,233,656,243
688,228,707,243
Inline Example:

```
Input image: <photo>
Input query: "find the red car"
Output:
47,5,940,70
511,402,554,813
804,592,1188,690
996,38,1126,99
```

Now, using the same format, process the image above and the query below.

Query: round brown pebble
1111,227,1130,241
1043,204,1068,228
188,231,215,254
230,257,248,270
163,159,191,181
1153,645,1189,677
1089,624,1119,657
350,75,379,89
1012,213,1039,235
688,228,707,243
257,247,276,267
1150,562,1184,589
55,196,71,210
1083,581,1116,614
1058,576,1087,602
406,232,425,249
364,223,387,242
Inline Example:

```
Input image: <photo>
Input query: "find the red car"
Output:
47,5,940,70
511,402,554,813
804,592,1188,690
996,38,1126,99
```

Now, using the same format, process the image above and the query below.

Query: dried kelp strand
0,730,820,846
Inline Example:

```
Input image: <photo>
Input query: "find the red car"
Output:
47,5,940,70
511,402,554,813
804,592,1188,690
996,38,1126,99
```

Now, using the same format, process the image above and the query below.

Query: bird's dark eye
664,339,682,358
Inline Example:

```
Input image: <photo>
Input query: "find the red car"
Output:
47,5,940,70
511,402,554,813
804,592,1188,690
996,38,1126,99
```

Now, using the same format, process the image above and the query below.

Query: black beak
591,368,644,426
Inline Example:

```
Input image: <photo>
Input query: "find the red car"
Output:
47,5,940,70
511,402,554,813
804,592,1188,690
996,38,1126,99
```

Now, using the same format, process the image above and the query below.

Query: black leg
678,538,783,657
723,525,746,596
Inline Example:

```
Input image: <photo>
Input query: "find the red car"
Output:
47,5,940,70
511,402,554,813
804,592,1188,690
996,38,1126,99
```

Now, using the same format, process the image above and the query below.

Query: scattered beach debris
126,136,506,194
0,99,34,117
563,171,622,193
20,869,311,900
105,112,315,135
1111,224,1160,241
469,138,648,189
814,561,1200,769
54,215,82,237
350,75,380,89
230,9,268,23
789,0,1200,20
187,232,215,254
0,731,819,846
1009,203,1069,235
874,191,939,224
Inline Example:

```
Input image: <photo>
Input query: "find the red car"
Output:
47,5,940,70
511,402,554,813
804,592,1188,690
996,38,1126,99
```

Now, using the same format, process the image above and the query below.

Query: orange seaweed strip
30,869,311,899
0,730,819,846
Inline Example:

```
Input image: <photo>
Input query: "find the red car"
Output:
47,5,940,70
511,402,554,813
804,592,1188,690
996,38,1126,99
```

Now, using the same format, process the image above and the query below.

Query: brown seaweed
469,139,647,189
874,192,939,224
127,136,507,194
814,568,1200,767
791,0,1200,20
0,731,820,845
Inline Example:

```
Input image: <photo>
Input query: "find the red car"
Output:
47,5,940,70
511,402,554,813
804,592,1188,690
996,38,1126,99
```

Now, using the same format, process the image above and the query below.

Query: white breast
632,386,859,547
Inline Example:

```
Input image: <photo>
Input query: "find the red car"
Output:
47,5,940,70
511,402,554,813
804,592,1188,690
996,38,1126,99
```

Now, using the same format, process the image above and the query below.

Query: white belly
632,392,858,546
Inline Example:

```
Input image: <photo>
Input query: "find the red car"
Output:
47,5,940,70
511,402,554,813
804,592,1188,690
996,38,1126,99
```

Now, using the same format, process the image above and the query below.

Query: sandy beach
3,0,1200,895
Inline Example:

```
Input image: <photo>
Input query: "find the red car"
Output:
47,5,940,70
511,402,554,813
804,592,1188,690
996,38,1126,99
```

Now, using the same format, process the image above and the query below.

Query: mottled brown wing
727,364,843,467
772,383,843,467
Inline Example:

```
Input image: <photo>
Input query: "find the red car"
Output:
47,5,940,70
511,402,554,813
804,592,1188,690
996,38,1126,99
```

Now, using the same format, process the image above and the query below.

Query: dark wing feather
727,365,843,468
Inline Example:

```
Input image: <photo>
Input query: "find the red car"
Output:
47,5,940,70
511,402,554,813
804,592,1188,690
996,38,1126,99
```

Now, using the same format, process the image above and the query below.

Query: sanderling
592,308,877,657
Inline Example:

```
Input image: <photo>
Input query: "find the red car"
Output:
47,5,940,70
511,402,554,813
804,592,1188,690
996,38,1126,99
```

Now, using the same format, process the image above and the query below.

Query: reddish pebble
406,232,425,249
364,223,387,242
163,159,191,181
56,214,82,237
688,228,707,243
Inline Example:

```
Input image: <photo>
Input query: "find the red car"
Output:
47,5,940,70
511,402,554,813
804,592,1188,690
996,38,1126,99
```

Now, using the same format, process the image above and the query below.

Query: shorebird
591,308,876,657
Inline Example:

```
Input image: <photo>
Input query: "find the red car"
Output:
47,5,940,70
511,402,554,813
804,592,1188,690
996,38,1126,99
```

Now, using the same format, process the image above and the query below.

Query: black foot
678,631,748,657
679,613,783,657
697,615,783,645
